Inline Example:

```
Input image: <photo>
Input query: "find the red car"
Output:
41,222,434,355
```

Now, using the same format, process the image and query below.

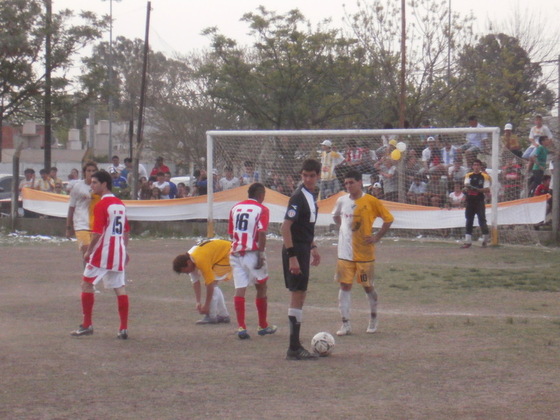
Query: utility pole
44,0,52,171
399,0,406,128
552,54,560,243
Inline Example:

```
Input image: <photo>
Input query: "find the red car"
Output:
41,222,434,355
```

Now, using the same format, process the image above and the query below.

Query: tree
0,0,108,158
452,33,555,129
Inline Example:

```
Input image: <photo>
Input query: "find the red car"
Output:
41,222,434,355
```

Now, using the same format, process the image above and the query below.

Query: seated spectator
425,175,447,208
448,182,465,208
421,137,446,176
49,167,63,187
34,169,54,192
110,168,128,189
367,182,384,200
407,175,428,206
448,159,468,188
176,182,190,198
54,182,67,195
138,177,153,200
219,166,240,191
165,171,177,198
440,137,457,170
502,123,522,158
150,187,162,200
152,171,171,199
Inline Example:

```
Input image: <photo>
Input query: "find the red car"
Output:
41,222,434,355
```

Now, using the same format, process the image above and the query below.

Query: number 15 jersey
89,194,129,271
228,198,269,255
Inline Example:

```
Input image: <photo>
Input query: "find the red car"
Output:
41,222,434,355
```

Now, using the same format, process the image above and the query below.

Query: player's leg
255,281,277,336
105,271,129,339
71,264,103,336
476,200,490,247
335,260,355,336
283,245,317,360
358,262,378,333
462,204,475,248
231,255,249,336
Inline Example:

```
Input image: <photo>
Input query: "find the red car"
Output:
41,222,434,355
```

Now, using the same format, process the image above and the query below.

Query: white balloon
396,141,407,152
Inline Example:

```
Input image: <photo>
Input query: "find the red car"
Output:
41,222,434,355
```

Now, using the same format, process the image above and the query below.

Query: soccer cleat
195,315,218,325
117,329,128,340
257,325,278,336
70,325,94,337
237,327,250,340
460,243,472,249
217,315,231,324
286,347,319,361
366,316,378,334
336,321,352,336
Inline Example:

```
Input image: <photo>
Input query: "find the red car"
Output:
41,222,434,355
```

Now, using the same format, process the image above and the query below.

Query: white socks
338,289,351,321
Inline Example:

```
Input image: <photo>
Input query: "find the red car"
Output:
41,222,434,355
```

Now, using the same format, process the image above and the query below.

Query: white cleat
336,322,352,336
366,316,378,334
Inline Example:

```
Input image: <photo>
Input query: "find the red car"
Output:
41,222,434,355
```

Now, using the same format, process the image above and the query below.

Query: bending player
332,170,393,336
229,183,276,339
173,239,231,324
70,170,130,339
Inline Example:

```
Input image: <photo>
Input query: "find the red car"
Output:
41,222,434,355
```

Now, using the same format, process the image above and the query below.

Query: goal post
206,127,544,245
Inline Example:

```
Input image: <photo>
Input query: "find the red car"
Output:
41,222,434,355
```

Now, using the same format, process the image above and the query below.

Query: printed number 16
235,213,249,231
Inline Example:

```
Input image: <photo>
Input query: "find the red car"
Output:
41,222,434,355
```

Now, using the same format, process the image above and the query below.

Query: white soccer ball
311,332,335,357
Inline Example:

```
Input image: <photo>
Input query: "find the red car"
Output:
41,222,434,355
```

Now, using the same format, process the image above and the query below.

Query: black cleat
70,325,94,337
117,329,128,340
286,347,319,361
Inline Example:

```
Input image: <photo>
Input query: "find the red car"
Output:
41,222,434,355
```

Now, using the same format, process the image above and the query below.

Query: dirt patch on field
1,237,559,419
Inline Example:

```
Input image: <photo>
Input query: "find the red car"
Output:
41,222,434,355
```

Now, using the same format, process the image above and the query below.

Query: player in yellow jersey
332,170,394,336
173,239,232,324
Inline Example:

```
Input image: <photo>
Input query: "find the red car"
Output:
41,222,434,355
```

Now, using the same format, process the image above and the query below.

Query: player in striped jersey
71,170,130,339
332,170,393,336
229,183,276,339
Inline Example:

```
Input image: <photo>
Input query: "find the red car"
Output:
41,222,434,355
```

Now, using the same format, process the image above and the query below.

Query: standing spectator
319,139,343,198
165,172,177,198
34,169,55,192
70,170,130,339
150,156,170,177
407,175,428,205
172,239,232,325
523,115,553,159
122,157,148,185
377,157,398,202
529,136,552,196
367,182,384,200
282,159,322,360
19,168,36,193
107,155,125,173
219,166,240,191
66,168,81,193
459,116,488,168
195,168,208,195
241,161,259,185
335,139,366,184
332,170,393,336
534,175,552,221
461,159,491,248
138,177,153,200
440,137,457,170
152,172,170,199
500,156,523,200
448,159,468,186
502,123,522,158
421,136,446,175
109,168,128,189
229,183,277,340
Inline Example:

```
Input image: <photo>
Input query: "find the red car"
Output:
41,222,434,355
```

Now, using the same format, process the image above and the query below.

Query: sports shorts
189,265,232,285
75,230,92,249
230,252,269,289
335,260,375,288
282,242,311,292
83,263,126,289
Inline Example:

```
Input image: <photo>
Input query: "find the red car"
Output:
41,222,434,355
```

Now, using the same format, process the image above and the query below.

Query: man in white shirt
219,166,240,191
523,115,554,159
152,171,170,199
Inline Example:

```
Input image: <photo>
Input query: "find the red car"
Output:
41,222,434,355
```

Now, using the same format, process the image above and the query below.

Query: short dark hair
344,170,362,182
124,157,132,164
24,168,35,175
172,254,191,273
224,166,233,172
472,159,482,165
39,169,48,175
244,161,254,168
92,170,113,190
542,175,551,182
157,171,165,177
248,182,265,199
112,155,119,160
50,167,58,172
468,115,477,122
538,136,549,145
300,159,321,174
83,161,98,174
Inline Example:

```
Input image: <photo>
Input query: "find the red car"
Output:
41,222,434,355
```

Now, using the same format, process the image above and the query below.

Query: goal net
205,128,547,246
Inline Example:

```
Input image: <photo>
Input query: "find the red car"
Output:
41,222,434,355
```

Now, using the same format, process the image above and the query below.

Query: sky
53,0,560,57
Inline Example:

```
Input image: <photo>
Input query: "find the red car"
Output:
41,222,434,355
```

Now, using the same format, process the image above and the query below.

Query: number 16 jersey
228,198,269,255
89,194,129,271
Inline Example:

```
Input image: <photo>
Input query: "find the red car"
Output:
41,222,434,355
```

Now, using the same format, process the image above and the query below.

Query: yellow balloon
390,149,401,161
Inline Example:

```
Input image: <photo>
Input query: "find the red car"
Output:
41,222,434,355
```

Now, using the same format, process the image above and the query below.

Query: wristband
286,247,296,257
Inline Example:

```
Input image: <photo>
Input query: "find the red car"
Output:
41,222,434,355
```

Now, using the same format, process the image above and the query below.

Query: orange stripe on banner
21,187,70,203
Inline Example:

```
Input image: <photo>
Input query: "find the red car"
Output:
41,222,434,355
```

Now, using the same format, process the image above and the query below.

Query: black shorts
282,242,311,292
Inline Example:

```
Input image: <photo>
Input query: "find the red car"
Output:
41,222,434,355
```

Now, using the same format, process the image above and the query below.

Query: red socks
117,295,129,330
81,292,94,327
234,296,246,329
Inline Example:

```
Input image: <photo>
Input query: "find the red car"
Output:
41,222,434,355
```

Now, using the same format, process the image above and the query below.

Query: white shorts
230,253,269,289
83,264,126,289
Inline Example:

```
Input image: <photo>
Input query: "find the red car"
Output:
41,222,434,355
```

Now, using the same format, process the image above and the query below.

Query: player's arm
66,205,76,238
255,230,267,269
367,221,393,244
83,232,101,262
281,219,301,274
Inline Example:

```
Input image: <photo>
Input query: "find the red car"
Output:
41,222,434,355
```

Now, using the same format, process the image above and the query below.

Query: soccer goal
205,128,547,246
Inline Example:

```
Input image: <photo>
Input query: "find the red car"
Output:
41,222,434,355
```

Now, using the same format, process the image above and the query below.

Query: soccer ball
311,332,335,357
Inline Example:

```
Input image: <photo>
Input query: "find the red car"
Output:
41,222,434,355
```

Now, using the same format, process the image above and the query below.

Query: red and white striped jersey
89,194,129,271
228,198,269,254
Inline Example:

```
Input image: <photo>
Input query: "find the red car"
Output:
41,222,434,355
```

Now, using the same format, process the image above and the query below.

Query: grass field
1,236,560,419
